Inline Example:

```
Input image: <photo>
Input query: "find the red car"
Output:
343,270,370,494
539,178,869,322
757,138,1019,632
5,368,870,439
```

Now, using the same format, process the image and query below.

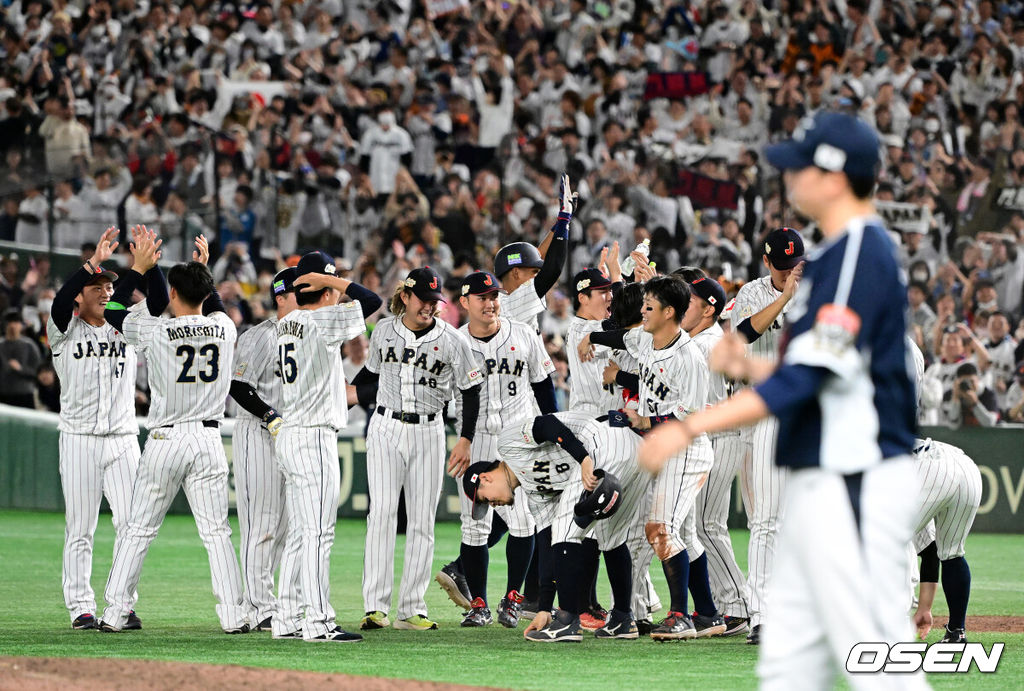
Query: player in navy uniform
640,112,923,689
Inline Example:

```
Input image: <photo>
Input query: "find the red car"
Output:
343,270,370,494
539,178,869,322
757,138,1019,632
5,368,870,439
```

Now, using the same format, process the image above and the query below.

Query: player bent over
910,439,982,644
354,267,482,631
50,226,167,630
466,411,648,642
446,271,557,629
100,231,249,634
274,251,381,642
437,174,574,616
580,276,726,640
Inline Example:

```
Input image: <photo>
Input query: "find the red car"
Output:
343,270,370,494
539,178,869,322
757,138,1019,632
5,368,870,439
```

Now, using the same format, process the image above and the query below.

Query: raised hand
130,226,162,273
192,234,210,265
89,226,120,267
558,173,578,217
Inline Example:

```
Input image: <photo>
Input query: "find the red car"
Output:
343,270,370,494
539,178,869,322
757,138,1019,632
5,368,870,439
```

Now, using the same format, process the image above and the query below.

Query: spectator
1005,362,1024,424
38,95,90,178
985,312,1019,408
14,183,47,244
940,363,1000,428
52,180,88,250
0,309,41,408
35,361,60,413
359,108,413,203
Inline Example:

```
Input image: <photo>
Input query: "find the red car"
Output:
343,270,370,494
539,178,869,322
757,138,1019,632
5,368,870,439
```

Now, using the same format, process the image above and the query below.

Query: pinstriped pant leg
272,432,305,637
182,428,247,630
60,433,104,620
696,433,749,618
362,416,405,615
396,421,445,620
102,434,141,611
746,416,787,627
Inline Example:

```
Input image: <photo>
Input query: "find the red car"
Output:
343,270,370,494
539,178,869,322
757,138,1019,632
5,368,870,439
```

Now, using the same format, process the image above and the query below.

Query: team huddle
54,131,982,682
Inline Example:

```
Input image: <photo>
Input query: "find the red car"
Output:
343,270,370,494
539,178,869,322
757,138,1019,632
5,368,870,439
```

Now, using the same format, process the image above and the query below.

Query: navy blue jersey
755,217,917,471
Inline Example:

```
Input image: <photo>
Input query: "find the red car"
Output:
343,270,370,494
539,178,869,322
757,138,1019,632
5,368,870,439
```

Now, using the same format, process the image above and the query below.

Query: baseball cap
689,276,727,316
764,110,880,180
764,227,805,270
460,271,504,297
463,460,501,520
404,266,445,302
573,268,613,296
271,267,298,296
295,250,337,278
84,267,118,285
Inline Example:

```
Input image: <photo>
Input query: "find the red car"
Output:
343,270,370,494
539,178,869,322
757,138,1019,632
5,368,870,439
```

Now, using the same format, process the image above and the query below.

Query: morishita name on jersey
380,345,446,375
165,325,228,340
71,340,127,359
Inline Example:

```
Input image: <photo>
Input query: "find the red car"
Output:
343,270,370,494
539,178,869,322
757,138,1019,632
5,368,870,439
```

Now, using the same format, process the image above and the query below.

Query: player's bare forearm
747,296,788,338
638,390,769,472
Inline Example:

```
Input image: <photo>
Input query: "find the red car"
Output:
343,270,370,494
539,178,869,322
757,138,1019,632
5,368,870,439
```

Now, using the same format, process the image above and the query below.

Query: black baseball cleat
124,610,142,630
308,626,363,643
651,611,697,641
595,609,639,639
636,619,654,636
941,625,966,643
722,616,750,637
692,613,727,638
224,624,250,634
435,561,472,611
524,609,583,643
497,590,523,628
97,620,120,633
72,613,98,630
254,616,273,632
461,598,493,627
746,624,761,645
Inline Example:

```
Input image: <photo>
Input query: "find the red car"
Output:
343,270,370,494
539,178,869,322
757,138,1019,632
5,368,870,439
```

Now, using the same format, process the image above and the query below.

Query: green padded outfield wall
1,406,1021,533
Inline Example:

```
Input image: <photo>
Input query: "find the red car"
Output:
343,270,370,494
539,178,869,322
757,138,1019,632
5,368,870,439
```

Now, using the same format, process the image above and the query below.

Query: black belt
159,420,220,429
376,406,437,424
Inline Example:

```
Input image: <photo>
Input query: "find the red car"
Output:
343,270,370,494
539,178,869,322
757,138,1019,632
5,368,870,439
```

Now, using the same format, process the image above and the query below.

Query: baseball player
353,266,482,631
492,173,573,332
727,226,805,645
579,276,725,640
639,111,923,689
684,275,752,636
566,266,622,416
99,231,250,634
274,250,382,642
227,266,299,632
907,338,982,645
436,175,575,616
440,271,557,629
465,411,648,642
50,226,167,631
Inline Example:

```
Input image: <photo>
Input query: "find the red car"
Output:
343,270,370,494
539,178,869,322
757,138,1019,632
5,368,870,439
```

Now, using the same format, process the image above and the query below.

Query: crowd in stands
1,0,1023,426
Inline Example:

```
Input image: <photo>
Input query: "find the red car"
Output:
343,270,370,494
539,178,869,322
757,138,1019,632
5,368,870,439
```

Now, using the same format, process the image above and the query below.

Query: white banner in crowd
876,201,931,235
425,0,470,19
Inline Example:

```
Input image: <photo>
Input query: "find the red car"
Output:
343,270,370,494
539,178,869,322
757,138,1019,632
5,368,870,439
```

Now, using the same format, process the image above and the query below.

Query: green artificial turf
0,510,1019,689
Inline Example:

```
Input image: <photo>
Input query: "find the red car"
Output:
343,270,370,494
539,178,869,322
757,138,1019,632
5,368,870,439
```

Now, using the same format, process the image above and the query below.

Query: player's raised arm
295,272,383,317
105,228,162,333
532,173,575,297
52,226,119,333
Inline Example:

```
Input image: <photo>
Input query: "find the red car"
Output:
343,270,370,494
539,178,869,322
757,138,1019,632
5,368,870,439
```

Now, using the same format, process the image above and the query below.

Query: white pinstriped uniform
566,316,620,416
455,317,553,545
619,326,712,606
911,439,982,560
362,316,482,620
48,315,140,623
728,275,792,627
499,277,546,332
497,411,649,550
231,317,295,627
102,309,248,631
692,321,750,618
275,302,366,639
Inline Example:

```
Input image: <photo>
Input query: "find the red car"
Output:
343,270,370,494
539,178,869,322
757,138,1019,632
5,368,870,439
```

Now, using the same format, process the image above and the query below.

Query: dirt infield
0,657,491,691
932,615,1024,633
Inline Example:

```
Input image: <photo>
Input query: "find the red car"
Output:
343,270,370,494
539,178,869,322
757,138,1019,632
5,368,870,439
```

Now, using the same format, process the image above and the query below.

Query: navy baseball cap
84,267,118,285
404,266,445,302
573,268,613,296
271,267,298,296
689,276,727,316
295,250,337,278
763,227,805,270
764,111,880,180
463,460,501,519
461,271,504,297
